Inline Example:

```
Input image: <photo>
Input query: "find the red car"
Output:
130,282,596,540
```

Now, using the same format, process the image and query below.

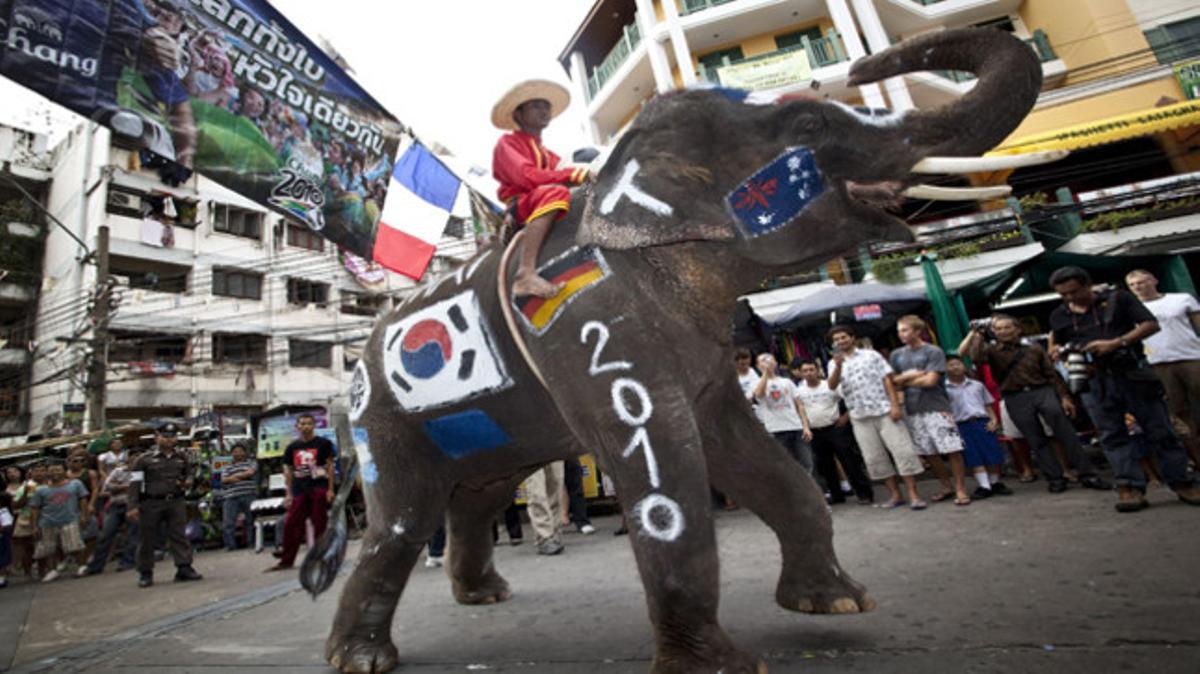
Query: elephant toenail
830,597,860,613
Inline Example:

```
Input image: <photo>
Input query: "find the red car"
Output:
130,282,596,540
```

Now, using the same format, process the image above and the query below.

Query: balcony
680,0,738,15
699,31,849,88
936,29,1058,83
586,18,643,102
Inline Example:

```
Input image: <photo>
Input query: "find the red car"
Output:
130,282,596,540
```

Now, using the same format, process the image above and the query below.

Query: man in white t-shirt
753,353,814,473
1126,269,1200,467
794,360,874,504
734,348,759,402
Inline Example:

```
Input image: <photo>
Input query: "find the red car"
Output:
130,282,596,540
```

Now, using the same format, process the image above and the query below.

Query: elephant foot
452,569,513,605
326,632,399,674
776,563,876,615
651,624,766,674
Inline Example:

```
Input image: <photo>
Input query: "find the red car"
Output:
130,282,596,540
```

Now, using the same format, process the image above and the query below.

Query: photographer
1047,266,1200,512
958,313,1107,494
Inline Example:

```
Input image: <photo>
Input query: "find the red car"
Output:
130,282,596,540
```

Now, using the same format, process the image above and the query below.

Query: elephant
320,27,1045,674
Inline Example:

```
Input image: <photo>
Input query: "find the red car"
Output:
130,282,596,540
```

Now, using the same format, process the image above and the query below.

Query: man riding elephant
318,28,1055,674
492,79,590,298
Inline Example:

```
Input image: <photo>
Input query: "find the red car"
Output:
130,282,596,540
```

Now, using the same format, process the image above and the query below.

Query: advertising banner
717,49,812,92
0,0,404,258
1176,60,1200,101
255,407,335,459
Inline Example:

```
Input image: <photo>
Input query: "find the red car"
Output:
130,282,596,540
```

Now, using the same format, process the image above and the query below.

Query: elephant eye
792,114,823,135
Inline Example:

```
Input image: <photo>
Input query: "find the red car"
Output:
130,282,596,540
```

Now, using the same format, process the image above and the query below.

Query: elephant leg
325,458,449,674
445,472,530,605
699,385,874,616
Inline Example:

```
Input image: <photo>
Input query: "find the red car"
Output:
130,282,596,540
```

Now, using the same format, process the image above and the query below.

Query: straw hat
491,79,571,131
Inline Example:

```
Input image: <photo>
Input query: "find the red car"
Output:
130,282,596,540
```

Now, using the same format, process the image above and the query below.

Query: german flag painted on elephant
513,246,611,335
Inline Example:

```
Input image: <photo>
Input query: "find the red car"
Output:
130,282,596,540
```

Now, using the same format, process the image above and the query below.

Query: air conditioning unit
107,190,139,210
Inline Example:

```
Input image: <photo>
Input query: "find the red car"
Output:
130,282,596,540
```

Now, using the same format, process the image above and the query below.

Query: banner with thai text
717,49,812,92
0,0,404,259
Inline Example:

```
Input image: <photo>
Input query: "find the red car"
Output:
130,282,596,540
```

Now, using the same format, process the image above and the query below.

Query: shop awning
989,99,1200,156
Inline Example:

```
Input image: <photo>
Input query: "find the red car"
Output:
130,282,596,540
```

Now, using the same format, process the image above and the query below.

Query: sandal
1018,474,1037,483
876,499,905,509
954,497,972,506
910,500,928,511
930,490,955,503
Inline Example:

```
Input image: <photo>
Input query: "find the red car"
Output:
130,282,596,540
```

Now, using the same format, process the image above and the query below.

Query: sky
0,1,597,175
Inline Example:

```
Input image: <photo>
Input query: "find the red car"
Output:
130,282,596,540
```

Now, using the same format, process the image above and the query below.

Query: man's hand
325,489,335,504
283,495,293,509
142,27,182,71
1048,344,1062,360
889,404,903,422
985,419,1000,433
835,413,850,428
127,508,139,522
802,429,813,443
1061,397,1077,418
1084,339,1121,356
833,352,845,365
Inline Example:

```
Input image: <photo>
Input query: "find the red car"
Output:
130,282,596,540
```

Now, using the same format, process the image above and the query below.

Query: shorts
515,184,571,225
999,399,1053,439
957,418,1007,468
34,522,85,560
905,411,964,456
850,414,923,479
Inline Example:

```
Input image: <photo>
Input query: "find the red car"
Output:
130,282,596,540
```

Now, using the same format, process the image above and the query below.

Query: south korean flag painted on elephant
382,290,512,412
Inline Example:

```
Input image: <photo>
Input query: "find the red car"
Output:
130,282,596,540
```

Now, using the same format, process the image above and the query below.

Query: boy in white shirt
753,353,814,473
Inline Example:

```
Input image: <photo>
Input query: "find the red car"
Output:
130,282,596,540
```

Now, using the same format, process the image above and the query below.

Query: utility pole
86,225,110,431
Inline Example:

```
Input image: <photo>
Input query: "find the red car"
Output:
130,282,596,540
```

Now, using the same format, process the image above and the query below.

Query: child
30,462,90,583
945,355,1013,498
0,491,13,588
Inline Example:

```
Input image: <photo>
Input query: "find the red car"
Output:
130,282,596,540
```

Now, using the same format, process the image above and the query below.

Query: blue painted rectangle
424,409,511,460
727,147,825,238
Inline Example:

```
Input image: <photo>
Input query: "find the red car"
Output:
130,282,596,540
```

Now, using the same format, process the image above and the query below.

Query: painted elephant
322,27,1044,674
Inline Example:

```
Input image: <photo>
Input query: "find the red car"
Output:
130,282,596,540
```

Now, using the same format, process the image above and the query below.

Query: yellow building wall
1020,0,1159,86
654,0,665,23
1005,77,1188,141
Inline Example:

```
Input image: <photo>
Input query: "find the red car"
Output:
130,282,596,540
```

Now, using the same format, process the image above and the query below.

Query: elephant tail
299,456,359,598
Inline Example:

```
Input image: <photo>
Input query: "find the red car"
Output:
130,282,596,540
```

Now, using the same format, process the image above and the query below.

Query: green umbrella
919,253,969,355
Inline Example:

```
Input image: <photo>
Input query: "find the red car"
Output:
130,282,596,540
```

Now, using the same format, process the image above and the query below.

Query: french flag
373,142,463,279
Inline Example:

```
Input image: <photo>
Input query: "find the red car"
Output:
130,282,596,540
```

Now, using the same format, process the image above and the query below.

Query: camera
969,318,995,340
1060,342,1093,395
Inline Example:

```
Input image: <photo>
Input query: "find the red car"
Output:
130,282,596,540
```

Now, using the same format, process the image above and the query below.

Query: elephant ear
576,130,738,250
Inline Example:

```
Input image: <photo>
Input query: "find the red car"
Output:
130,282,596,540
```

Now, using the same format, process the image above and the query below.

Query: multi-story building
559,0,1200,319
19,122,478,437
0,125,61,438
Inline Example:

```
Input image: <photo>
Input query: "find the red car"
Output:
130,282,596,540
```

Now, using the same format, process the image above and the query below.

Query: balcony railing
698,31,849,87
586,18,643,102
680,0,738,16
937,29,1058,82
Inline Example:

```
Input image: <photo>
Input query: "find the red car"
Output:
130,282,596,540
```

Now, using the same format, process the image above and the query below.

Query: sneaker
536,540,564,556
424,556,443,568
990,482,1014,496
509,537,523,546
0,576,7,588
971,487,994,500
42,569,61,583
1176,486,1200,506
138,573,153,588
578,523,596,535
76,565,93,578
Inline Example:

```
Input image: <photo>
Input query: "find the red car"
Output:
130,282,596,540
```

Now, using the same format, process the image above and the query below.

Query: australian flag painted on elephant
382,290,513,412
727,147,825,238
0,0,404,260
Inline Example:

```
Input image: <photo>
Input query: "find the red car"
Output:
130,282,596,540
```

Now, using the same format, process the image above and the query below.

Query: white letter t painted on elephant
599,159,673,217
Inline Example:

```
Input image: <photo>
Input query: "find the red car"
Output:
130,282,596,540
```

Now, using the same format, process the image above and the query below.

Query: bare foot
512,273,563,299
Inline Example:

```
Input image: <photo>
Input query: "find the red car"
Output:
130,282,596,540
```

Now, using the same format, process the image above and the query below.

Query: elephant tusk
911,150,1069,174
903,184,1012,201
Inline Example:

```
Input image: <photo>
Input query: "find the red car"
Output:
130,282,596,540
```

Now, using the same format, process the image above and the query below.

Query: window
212,334,268,365
774,27,822,51
1146,17,1200,64
212,268,263,300
287,278,329,305
212,204,263,240
109,331,190,363
340,291,388,317
289,339,332,368
110,255,190,293
286,223,324,251
698,46,745,72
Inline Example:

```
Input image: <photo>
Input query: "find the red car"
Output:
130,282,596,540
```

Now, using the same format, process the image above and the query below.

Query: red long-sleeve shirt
492,131,586,204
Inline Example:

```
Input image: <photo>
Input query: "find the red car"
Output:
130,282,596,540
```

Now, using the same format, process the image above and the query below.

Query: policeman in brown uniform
128,423,203,587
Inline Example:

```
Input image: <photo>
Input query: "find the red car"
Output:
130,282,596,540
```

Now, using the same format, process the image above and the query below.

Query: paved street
3,479,1199,673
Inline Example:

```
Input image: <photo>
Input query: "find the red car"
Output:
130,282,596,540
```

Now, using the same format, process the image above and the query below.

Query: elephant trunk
847,27,1042,157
